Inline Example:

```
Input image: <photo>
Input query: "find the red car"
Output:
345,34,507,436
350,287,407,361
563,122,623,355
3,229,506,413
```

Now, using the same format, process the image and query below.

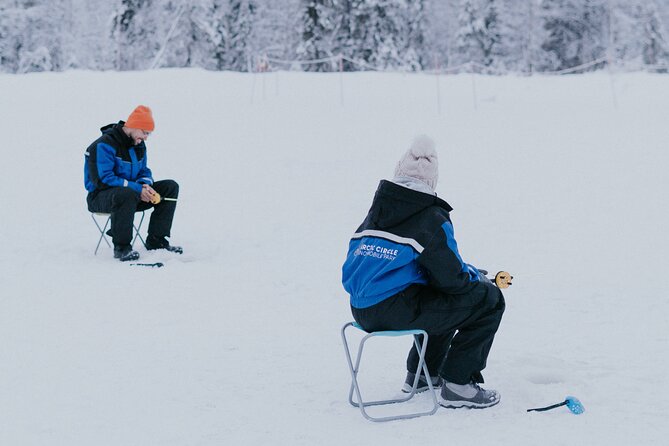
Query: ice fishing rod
493,271,513,289
129,262,164,268
150,192,178,204
480,270,514,289
527,396,585,415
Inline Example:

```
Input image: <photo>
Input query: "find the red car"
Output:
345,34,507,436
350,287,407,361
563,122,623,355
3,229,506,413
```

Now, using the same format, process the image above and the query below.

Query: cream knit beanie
394,135,439,189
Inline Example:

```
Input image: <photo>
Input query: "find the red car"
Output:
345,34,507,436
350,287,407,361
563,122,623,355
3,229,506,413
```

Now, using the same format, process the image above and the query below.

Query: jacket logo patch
354,243,398,261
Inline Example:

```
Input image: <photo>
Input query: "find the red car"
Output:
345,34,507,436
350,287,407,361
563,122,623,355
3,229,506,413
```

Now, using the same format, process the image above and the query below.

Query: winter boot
439,381,500,409
401,371,443,393
146,235,183,254
114,244,139,262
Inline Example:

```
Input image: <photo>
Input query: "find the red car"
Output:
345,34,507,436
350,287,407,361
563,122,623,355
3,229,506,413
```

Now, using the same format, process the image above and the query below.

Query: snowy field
0,69,667,445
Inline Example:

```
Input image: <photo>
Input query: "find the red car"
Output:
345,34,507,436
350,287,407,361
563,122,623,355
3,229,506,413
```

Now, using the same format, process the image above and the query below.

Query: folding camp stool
91,211,147,255
341,321,439,422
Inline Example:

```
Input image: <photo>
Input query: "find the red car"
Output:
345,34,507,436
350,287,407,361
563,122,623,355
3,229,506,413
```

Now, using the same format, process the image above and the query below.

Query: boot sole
438,396,501,409
146,247,183,254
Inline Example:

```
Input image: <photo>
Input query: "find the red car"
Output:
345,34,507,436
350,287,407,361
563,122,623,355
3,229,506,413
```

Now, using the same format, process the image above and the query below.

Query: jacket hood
99,121,134,149
369,180,453,229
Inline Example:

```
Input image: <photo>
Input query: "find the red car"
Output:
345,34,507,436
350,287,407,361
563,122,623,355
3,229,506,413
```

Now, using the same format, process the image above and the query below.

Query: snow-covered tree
154,0,221,69
404,0,428,70
613,1,669,68
453,0,503,71
296,0,341,71
641,3,669,66
111,0,161,70
422,0,459,70
249,0,302,67
496,0,535,73
3,0,669,74
138,0,256,71
0,0,72,73
343,0,426,71
0,3,23,73
223,0,257,71
538,0,607,72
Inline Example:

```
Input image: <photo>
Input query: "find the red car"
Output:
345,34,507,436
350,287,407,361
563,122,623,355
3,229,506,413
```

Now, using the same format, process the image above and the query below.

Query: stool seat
351,322,422,337
91,211,147,255
341,321,439,422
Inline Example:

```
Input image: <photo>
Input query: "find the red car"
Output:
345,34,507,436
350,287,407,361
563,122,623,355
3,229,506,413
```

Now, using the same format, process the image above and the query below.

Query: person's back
342,179,480,310
342,136,505,409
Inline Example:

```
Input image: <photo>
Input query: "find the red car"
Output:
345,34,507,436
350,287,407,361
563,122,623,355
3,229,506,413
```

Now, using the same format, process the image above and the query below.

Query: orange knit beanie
125,105,155,131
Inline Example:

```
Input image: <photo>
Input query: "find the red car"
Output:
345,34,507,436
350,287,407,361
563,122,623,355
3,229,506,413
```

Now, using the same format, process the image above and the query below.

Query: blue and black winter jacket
84,121,153,195
342,180,480,309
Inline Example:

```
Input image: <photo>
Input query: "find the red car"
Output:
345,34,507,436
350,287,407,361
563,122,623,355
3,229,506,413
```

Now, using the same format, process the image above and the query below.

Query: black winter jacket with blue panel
342,180,480,309
84,121,153,195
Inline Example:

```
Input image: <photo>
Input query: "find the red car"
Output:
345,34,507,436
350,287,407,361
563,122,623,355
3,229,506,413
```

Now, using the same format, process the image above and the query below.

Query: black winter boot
401,371,443,393
146,235,183,254
114,244,139,262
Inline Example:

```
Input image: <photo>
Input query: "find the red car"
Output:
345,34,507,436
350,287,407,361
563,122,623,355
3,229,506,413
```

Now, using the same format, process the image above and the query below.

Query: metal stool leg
131,210,146,248
341,322,439,422
92,210,146,254
92,213,112,255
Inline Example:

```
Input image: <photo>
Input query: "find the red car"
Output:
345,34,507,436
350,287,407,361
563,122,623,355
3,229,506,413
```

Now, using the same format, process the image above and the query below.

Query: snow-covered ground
0,69,667,445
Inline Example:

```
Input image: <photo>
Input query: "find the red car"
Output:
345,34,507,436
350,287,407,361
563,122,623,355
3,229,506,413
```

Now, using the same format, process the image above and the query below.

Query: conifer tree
344,0,426,71
111,0,159,70
640,3,669,66
225,0,257,71
297,0,341,71
0,0,69,73
539,0,607,71
454,0,502,70
0,3,23,73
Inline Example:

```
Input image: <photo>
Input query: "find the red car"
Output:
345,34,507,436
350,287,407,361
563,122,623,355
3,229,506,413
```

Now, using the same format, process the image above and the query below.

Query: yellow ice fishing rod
494,271,513,289
480,270,514,288
150,192,178,204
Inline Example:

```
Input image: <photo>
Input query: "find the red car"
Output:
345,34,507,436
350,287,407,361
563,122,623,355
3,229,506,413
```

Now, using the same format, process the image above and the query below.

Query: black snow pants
87,179,179,246
351,277,505,385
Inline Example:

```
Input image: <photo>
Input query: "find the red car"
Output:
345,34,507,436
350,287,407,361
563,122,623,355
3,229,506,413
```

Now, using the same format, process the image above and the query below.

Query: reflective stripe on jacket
342,180,480,309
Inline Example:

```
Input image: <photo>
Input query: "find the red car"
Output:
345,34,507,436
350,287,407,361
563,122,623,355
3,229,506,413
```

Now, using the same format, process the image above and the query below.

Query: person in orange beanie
84,105,182,261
